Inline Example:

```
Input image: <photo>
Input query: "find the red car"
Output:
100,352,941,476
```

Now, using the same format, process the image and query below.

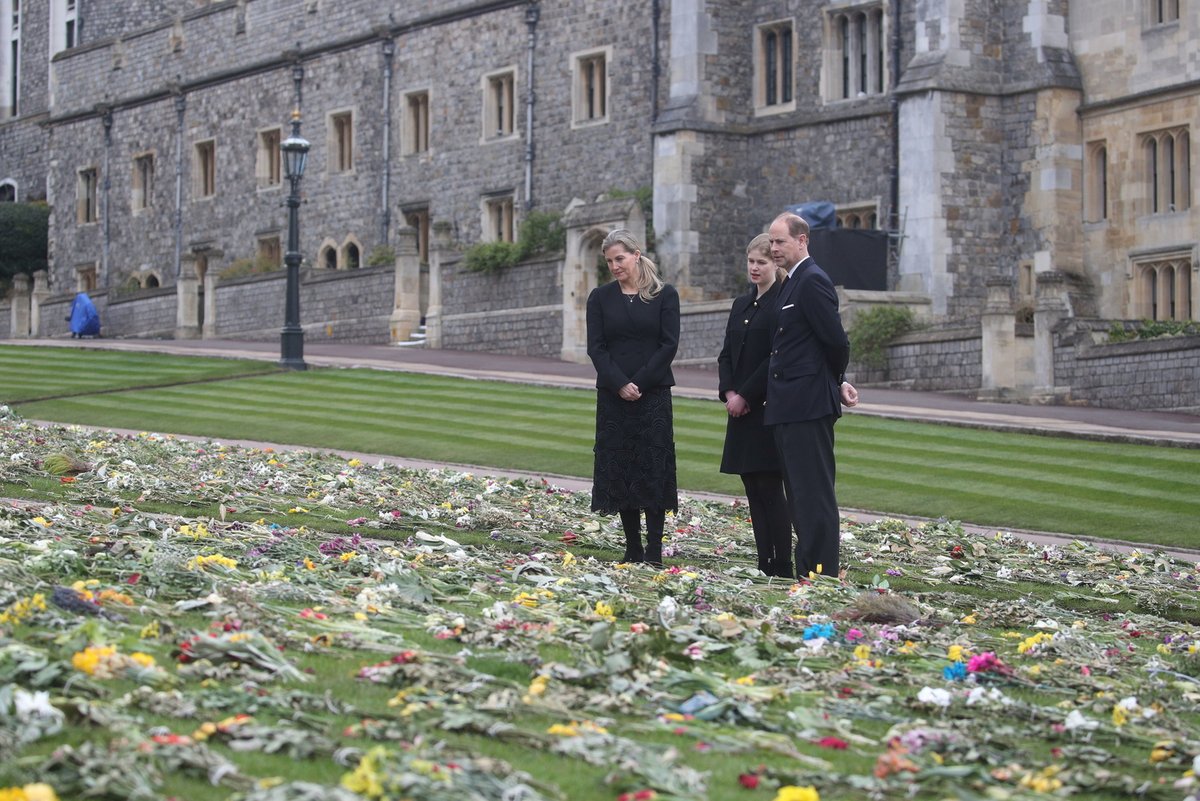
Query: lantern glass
281,135,310,179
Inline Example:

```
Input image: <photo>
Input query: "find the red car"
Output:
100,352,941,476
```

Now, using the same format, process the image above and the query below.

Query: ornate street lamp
278,103,310,370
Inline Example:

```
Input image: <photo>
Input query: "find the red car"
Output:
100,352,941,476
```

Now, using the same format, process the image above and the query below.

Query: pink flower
966,652,998,673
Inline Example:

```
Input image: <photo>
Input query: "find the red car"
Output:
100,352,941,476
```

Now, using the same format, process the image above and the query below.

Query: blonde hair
602,228,664,302
746,232,787,283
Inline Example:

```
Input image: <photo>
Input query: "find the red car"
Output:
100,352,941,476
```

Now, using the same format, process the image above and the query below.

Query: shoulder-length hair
602,228,664,302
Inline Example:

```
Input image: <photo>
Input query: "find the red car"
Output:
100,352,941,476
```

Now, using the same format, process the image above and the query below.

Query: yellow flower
341,746,386,797
947,644,966,662
187,553,238,571
594,601,616,622
562,552,576,567
1019,765,1063,793
303,557,316,570
339,551,357,562
1149,741,1175,763
523,675,549,703
774,785,820,801
1018,632,1053,654
960,613,977,624
513,592,539,608
72,644,116,675
735,675,756,686
129,652,157,668
348,458,363,467
854,644,872,661
31,516,52,527
1112,704,1129,727
897,640,917,654
140,620,160,639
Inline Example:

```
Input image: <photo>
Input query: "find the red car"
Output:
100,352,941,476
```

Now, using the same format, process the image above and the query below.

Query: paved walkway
9,337,1200,563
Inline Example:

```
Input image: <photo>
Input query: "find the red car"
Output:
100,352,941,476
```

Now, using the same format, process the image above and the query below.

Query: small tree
0,203,50,293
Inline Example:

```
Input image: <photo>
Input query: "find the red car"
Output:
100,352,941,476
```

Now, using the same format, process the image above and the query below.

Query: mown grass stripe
838,441,1198,504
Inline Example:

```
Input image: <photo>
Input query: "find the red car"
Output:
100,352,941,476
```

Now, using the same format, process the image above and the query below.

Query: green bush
366,245,396,268
849,306,918,369
1108,319,1198,342
0,203,50,293
462,211,565,274
219,254,282,280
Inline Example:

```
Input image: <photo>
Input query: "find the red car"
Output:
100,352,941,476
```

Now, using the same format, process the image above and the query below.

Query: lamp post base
279,328,307,371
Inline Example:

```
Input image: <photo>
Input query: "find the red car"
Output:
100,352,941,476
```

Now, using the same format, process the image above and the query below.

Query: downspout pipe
523,2,539,210
380,38,395,244
100,108,112,287
173,92,186,280
650,0,660,122
889,0,902,234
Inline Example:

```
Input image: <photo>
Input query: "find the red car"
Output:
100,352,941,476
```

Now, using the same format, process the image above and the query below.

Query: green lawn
0,344,278,402
4,345,1198,547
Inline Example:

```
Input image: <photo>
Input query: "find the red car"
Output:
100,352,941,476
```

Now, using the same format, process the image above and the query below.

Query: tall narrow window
8,0,19,117
330,111,353,172
404,90,429,154
77,167,98,223
1134,255,1193,320
484,70,516,139
132,154,154,212
76,264,97,292
194,140,216,198
257,128,281,187
1084,142,1107,222
1147,0,1180,25
757,21,793,110
572,50,608,125
64,0,76,47
484,194,515,243
826,5,886,102
1142,127,1191,214
404,206,430,264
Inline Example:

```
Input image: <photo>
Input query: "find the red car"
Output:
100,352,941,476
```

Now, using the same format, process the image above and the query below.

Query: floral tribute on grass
0,407,1198,800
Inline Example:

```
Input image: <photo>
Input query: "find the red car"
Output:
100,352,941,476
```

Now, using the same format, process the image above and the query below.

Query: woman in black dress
718,234,792,577
718,233,858,577
586,229,680,567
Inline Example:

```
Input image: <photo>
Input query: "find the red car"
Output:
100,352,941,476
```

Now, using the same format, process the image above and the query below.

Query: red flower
815,736,849,750
738,773,760,789
127,572,142,585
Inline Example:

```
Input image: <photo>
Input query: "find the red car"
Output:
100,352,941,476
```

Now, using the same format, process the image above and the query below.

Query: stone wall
0,299,11,337
105,286,177,338
677,300,730,368
439,257,563,357
213,267,394,344
1054,323,1200,412
852,326,983,393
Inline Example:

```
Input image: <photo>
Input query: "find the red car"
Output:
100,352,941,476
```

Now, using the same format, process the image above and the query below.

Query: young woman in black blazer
586,229,680,567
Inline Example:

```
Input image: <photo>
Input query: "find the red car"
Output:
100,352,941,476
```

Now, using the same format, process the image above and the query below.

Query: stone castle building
0,1,1197,409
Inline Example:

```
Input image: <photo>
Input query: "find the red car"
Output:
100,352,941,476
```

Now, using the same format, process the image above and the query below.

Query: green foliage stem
848,306,918,369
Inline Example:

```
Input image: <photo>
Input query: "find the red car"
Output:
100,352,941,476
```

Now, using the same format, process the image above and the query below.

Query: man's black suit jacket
764,258,849,426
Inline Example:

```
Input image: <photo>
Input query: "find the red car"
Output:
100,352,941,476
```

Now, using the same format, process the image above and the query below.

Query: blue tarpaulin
69,293,101,337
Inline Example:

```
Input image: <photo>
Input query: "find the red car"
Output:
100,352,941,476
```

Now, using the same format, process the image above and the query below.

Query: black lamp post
278,99,310,370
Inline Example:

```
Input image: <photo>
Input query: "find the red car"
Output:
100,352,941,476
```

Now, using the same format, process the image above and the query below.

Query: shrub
849,306,918,369
0,203,50,293
219,255,282,280
366,245,396,268
1108,319,1198,342
462,211,565,274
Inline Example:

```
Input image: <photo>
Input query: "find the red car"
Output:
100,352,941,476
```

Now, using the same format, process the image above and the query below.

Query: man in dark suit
764,212,857,579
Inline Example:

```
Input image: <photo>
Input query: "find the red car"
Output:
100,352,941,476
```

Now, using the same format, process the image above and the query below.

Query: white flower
1063,710,1099,732
996,566,1012,579
803,637,828,653
917,687,952,709
657,596,678,627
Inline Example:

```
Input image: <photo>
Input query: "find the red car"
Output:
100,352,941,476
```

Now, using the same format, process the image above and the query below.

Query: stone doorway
559,197,646,363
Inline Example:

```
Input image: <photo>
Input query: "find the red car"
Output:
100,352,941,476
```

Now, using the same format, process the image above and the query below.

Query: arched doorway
559,197,646,363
